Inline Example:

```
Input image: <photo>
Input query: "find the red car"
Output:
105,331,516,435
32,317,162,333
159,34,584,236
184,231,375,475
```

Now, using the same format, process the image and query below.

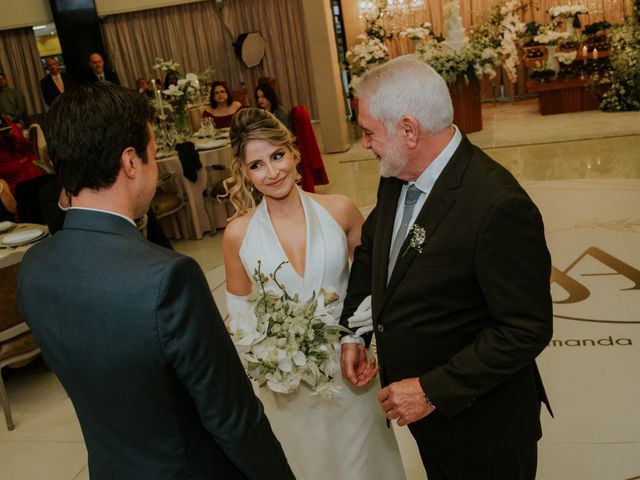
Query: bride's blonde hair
224,107,300,219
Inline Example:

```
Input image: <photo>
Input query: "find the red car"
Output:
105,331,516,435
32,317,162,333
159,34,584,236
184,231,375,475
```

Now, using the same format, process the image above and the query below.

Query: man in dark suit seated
82,52,120,85
40,58,75,107
18,83,293,480
340,55,553,480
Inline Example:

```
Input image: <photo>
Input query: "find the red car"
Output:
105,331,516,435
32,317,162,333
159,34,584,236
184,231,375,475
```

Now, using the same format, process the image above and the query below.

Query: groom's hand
341,344,378,387
379,377,436,427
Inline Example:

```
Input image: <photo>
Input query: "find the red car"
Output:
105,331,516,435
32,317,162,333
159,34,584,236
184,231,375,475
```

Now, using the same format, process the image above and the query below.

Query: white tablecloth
156,143,233,240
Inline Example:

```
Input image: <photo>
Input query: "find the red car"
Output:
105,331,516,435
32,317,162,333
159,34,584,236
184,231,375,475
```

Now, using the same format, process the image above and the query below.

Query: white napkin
3,228,44,245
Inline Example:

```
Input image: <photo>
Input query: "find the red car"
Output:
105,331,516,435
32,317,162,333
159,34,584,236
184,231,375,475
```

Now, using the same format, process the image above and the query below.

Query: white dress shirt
69,207,137,227
389,125,462,250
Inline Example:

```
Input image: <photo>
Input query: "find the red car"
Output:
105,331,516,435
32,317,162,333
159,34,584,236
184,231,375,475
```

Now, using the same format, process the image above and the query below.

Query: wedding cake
442,0,468,53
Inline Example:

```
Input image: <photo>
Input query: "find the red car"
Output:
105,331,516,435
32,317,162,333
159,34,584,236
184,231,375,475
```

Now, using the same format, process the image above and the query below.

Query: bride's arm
342,199,364,261
223,216,252,296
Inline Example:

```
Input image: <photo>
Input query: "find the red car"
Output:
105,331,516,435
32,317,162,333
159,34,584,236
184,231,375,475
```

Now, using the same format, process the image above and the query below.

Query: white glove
347,295,373,336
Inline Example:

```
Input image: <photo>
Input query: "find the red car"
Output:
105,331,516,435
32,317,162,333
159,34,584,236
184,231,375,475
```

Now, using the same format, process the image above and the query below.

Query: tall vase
545,45,560,79
565,17,575,35
174,109,192,143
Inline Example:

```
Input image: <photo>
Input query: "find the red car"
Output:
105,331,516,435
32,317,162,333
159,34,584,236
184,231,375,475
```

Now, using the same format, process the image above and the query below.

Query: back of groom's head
45,83,154,196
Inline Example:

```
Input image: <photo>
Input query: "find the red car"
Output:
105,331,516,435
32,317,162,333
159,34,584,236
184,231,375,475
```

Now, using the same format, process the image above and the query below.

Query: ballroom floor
2,99,639,480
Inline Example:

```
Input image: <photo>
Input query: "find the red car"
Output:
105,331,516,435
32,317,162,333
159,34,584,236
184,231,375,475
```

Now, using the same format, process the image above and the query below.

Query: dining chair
151,171,189,233
0,251,42,431
28,124,54,175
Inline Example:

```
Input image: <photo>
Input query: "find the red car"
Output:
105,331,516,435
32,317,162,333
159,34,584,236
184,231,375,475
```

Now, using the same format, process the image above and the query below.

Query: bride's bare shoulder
308,193,363,226
223,211,254,247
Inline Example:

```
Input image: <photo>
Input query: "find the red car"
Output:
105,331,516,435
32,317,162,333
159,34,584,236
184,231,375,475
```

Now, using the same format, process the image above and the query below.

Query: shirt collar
68,207,137,227
411,125,462,194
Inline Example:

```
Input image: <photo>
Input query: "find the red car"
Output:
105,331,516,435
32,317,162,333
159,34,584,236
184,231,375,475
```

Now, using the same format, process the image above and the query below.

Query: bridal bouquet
228,261,351,396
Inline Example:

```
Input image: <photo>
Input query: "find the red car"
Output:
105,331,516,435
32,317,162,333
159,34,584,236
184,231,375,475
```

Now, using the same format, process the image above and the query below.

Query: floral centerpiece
549,4,590,32
533,28,572,45
153,58,198,139
399,23,433,42
468,0,527,83
548,4,589,19
228,261,352,396
416,40,480,84
346,35,389,89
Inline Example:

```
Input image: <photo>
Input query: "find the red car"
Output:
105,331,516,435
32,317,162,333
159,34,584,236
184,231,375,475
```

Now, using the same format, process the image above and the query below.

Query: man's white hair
355,55,453,135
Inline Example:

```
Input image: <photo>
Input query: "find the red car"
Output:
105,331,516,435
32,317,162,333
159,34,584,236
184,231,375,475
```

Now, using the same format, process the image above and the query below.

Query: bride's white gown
232,188,405,480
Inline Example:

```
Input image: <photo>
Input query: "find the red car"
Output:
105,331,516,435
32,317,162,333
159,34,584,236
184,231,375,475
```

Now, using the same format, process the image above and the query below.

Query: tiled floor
2,99,639,479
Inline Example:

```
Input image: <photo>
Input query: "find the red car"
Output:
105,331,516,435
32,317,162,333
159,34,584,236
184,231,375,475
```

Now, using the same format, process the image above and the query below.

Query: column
300,0,350,153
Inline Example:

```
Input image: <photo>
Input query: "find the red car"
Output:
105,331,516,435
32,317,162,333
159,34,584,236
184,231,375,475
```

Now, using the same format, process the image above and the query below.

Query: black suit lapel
381,136,474,313
371,177,403,319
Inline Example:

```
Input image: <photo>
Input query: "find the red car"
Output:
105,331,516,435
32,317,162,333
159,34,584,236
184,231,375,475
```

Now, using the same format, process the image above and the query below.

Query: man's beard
378,136,409,178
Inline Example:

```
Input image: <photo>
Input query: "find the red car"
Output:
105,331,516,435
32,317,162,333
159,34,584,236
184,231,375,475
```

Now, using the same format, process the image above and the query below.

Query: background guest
82,52,120,85
201,80,243,128
255,82,292,131
0,72,28,127
135,78,154,99
163,72,179,90
40,58,75,106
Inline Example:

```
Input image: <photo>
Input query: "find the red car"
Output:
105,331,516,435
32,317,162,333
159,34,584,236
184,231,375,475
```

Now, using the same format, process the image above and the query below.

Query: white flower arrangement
153,58,180,73
549,4,589,19
534,28,572,45
346,35,389,87
399,23,432,41
228,261,352,396
468,0,527,83
417,40,481,84
555,50,578,65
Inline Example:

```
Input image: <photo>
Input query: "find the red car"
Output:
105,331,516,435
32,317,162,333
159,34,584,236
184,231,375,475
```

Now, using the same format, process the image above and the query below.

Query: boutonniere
402,224,427,257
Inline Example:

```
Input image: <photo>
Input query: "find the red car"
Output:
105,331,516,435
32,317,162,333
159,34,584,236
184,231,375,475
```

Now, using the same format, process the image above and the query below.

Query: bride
222,107,405,480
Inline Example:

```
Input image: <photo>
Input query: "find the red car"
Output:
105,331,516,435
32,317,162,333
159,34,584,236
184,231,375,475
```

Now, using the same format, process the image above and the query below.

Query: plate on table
1,227,48,247
195,139,229,151
0,221,16,234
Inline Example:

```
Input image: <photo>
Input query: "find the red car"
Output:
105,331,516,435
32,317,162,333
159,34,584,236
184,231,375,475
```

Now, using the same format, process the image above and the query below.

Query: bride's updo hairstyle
224,107,300,218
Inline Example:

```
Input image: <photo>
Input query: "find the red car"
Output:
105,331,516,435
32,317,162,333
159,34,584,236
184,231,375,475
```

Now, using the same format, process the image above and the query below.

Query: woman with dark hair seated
201,81,243,128
255,82,292,131
163,72,178,90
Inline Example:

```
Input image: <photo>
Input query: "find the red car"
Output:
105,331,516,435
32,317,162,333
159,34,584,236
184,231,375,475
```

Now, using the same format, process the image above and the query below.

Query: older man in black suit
82,52,120,85
40,58,75,106
340,55,553,480
18,83,293,480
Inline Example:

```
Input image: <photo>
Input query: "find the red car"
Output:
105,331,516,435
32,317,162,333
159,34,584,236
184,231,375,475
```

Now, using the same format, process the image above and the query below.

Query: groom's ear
399,115,419,149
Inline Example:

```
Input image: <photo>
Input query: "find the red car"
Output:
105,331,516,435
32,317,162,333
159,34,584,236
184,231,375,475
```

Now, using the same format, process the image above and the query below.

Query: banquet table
156,142,232,240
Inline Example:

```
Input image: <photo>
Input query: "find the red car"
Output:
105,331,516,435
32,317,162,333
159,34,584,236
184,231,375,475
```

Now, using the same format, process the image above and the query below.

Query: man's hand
379,377,435,426
340,343,378,387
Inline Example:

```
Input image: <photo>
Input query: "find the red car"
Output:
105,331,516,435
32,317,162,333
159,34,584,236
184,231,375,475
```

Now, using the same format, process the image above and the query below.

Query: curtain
0,27,46,117
101,1,242,91
222,0,318,118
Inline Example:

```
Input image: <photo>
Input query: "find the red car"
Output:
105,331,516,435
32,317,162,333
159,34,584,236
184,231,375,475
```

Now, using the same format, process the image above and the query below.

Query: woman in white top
222,107,405,480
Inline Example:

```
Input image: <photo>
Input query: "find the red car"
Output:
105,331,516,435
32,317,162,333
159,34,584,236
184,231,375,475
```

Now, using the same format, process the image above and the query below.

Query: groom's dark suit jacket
342,135,553,459
19,209,293,480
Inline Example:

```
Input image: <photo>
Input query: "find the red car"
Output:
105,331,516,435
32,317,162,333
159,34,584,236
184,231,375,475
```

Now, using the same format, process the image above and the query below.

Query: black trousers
419,442,538,480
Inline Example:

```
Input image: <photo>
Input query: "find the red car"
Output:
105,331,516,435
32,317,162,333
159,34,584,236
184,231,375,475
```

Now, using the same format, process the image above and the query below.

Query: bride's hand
341,344,378,387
